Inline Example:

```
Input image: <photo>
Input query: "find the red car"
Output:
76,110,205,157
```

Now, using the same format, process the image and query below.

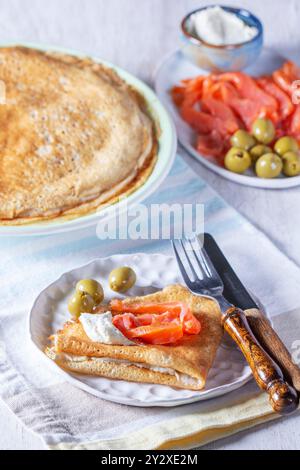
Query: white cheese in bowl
190,6,258,46
79,312,135,346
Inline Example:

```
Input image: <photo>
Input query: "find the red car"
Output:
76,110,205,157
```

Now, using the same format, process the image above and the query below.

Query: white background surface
0,0,299,450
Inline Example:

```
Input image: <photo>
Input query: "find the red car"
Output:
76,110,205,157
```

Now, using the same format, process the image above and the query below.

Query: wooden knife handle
222,307,299,415
245,308,300,393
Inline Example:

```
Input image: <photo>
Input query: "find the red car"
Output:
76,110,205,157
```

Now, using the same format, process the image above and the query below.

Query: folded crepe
45,285,223,391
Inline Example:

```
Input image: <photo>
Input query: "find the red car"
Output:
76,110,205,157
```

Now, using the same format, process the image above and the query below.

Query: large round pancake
0,46,157,224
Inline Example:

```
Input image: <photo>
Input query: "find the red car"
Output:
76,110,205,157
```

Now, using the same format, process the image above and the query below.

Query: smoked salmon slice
218,72,278,117
196,131,226,160
218,81,265,129
290,106,300,137
257,77,294,121
273,61,300,96
201,97,240,134
111,300,201,344
125,323,183,345
180,105,220,135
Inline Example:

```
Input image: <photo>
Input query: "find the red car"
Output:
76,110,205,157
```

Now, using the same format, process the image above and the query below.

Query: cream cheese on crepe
79,312,135,346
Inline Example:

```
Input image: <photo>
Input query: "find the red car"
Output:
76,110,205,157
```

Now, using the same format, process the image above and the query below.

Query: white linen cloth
0,155,299,449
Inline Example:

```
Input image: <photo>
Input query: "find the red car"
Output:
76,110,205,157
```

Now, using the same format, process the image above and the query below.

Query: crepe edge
52,329,207,382
45,347,205,391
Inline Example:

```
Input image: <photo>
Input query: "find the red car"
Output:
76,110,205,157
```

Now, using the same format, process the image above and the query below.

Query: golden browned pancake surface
0,46,156,224
46,285,223,391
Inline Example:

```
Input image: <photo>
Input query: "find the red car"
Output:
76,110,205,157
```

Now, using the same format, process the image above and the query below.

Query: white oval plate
29,252,253,407
154,48,300,189
0,42,177,236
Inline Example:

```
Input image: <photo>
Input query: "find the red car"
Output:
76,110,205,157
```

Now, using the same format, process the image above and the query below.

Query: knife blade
203,233,257,310
203,233,300,393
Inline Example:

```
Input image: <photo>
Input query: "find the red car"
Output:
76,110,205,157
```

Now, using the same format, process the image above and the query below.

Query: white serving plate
0,42,177,236
154,48,300,189
29,252,253,407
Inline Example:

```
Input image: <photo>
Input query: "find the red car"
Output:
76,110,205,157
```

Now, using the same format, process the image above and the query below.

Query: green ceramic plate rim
0,41,177,236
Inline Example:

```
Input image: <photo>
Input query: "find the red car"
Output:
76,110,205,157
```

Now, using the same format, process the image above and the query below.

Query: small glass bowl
181,5,263,72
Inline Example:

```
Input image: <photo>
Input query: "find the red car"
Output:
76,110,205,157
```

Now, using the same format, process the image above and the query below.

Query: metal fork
172,236,232,314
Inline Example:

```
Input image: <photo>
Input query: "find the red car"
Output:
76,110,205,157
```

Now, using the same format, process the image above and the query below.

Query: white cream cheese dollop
190,6,258,46
79,311,135,346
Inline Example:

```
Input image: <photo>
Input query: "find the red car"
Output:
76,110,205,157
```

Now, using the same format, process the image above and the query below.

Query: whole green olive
230,130,256,150
76,279,104,305
282,151,300,177
68,292,95,319
224,147,251,174
109,267,136,293
255,153,283,178
274,136,299,156
249,144,272,163
251,118,275,145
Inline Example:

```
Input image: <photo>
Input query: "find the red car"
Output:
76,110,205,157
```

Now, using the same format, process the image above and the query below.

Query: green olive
255,153,283,178
109,267,136,293
251,118,275,144
224,147,251,174
230,130,256,150
68,292,95,319
76,279,104,305
274,136,299,156
249,144,272,163
282,151,300,177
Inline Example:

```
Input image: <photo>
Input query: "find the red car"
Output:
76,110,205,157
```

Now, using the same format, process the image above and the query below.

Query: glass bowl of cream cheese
181,5,263,72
